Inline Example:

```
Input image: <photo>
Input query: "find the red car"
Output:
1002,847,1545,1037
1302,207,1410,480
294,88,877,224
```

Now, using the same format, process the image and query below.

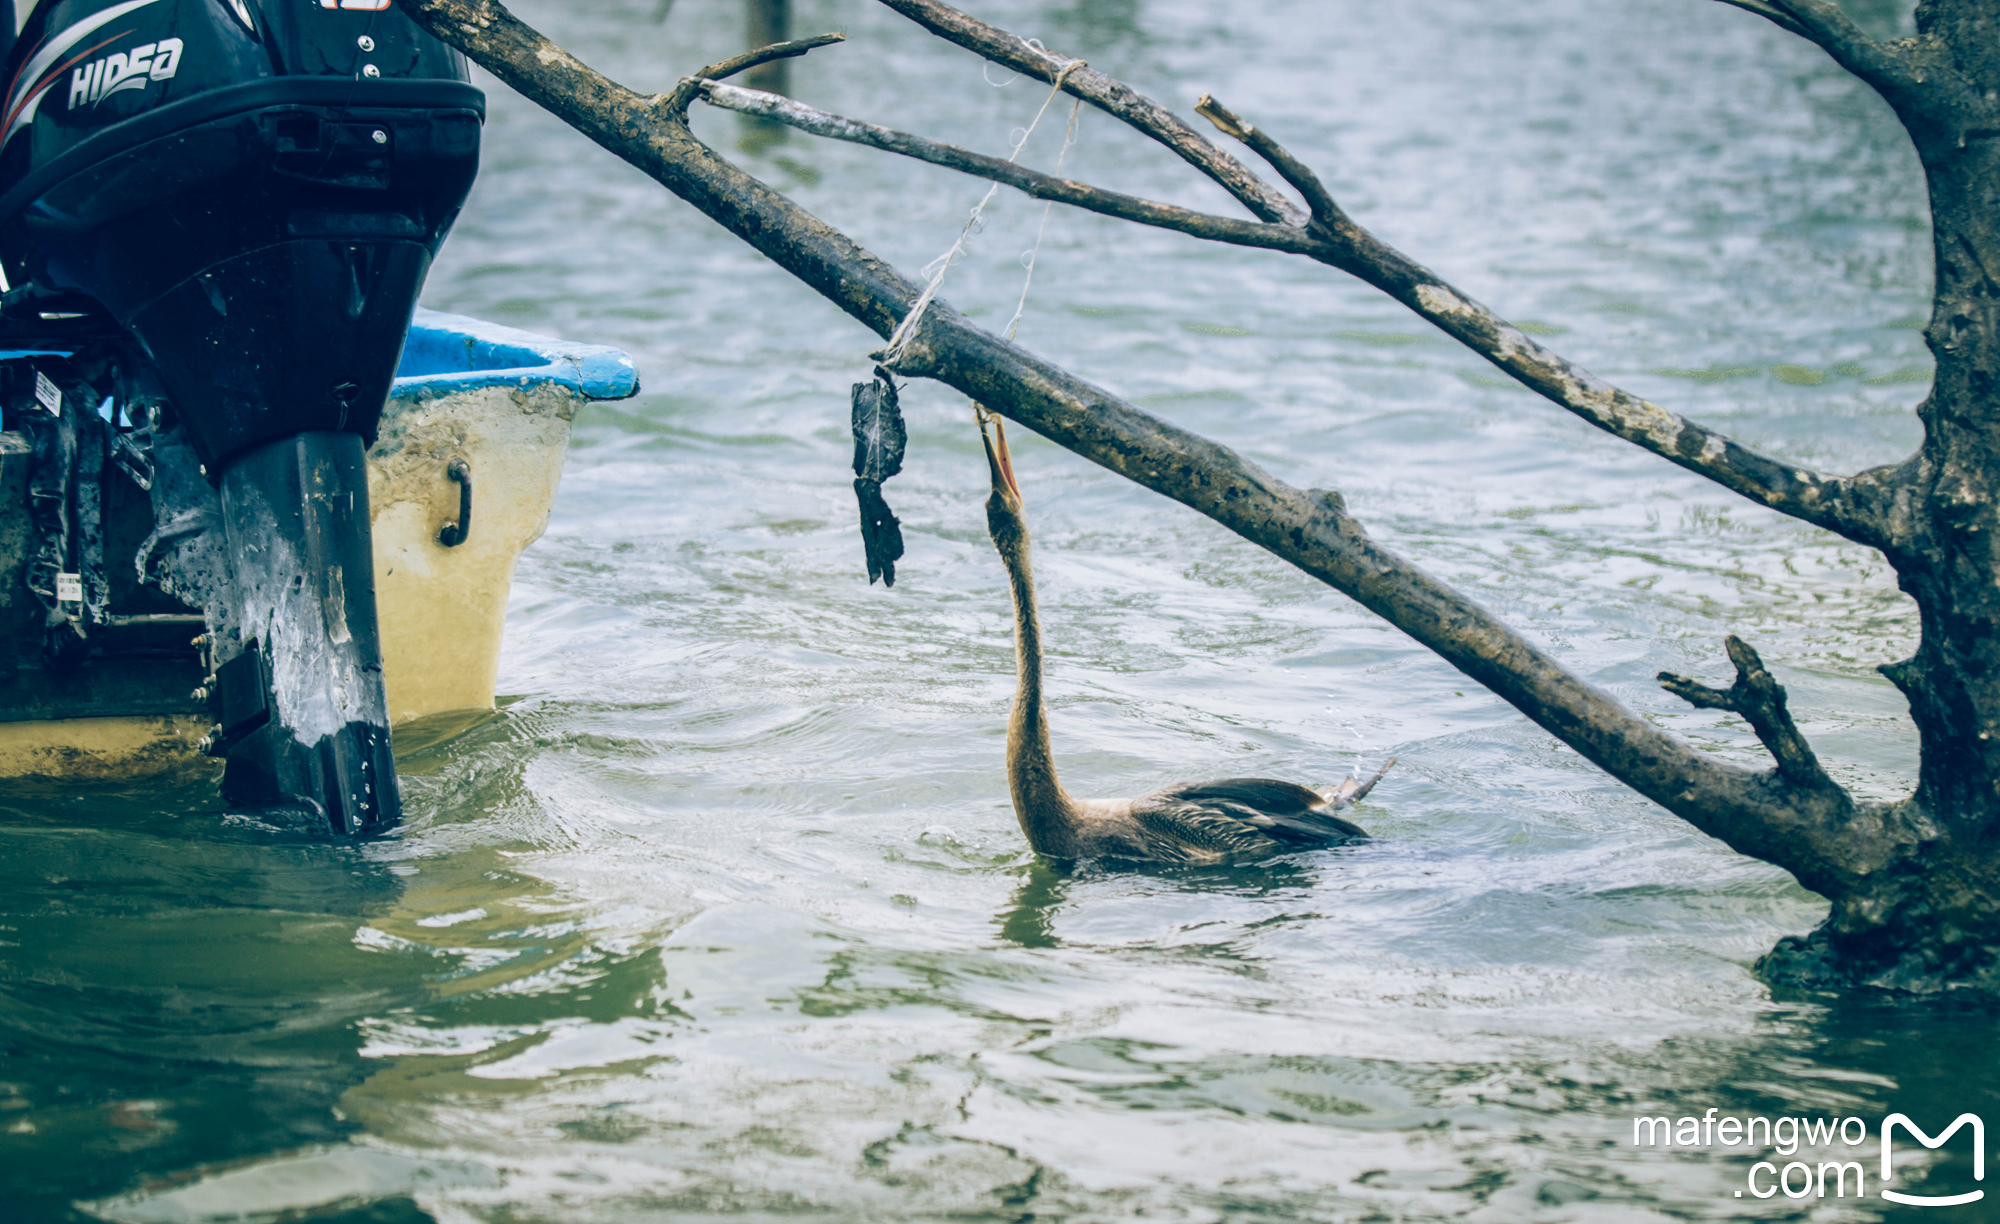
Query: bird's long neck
996,515,1079,851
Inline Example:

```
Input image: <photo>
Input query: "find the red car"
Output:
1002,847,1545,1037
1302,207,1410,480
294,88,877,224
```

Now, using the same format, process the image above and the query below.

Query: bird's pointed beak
980,408,1024,506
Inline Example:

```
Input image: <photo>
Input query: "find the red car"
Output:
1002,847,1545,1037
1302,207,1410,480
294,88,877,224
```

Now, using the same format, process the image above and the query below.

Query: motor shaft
214,431,399,833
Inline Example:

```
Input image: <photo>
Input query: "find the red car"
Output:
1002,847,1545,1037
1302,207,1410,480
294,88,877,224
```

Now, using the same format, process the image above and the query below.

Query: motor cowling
0,0,483,832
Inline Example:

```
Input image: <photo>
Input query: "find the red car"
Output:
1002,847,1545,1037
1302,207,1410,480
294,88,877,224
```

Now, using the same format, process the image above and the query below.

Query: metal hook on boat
438,457,472,547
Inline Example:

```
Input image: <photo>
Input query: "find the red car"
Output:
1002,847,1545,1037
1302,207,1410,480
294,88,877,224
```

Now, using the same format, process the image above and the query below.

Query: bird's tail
1321,757,1396,809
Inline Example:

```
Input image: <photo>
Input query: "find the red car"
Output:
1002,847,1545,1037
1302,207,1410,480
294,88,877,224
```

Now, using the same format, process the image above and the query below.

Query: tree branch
871,0,1308,227
1706,0,1986,139
1763,0,1908,77
696,82,1308,253
1187,91,1900,551
1660,636,1837,791
1709,0,1813,40
1193,94,1346,229
661,32,846,116
1310,234,1900,549
396,0,1866,892
698,32,846,85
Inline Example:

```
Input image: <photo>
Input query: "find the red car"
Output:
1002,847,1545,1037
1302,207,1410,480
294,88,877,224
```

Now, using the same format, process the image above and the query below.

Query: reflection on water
0,782,404,1218
7,0,1994,1219
998,857,1068,948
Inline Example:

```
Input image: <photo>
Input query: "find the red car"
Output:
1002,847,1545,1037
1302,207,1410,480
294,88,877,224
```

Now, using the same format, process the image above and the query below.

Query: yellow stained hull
0,714,216,782
369,381,580,727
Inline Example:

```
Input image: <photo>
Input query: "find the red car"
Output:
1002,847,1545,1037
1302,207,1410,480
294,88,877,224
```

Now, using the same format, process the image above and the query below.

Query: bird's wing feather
1153,776,1373,841
1132,801,1287,860
1258,807,1369,844
1153,777,1326,815
1132,778,1368,855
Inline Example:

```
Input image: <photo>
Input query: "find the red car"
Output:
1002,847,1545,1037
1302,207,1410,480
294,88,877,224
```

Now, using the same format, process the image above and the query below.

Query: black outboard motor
0,0,480,831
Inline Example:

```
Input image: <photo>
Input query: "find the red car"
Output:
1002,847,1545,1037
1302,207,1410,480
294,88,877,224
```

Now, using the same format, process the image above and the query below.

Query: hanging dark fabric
850,372,906,586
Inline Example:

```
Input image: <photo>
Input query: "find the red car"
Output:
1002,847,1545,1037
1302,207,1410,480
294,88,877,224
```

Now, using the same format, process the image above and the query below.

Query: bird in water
977,407,1393,865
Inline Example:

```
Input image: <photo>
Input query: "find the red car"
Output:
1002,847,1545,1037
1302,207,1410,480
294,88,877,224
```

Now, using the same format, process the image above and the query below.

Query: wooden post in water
739,0,791,151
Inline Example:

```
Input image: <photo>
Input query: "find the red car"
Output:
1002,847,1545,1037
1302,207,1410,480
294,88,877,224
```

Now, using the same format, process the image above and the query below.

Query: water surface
7,0,1996,1220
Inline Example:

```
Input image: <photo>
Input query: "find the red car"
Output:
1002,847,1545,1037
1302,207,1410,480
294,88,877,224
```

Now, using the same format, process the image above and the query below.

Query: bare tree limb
1706,0,1991,140
395,0,1871,897
871,0,1309,227
1762,0,1914,82
1660,636,1838,791
1193,94,1346,229
696,82,1306,252
1709,0,1813,40
1310,238,1906,550
1183,92,1904,553
662,32,846,116
696,32,847,88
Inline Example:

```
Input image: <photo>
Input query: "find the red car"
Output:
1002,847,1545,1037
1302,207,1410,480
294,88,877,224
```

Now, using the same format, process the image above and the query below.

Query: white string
879,56,1084,369
1003,96,1081,342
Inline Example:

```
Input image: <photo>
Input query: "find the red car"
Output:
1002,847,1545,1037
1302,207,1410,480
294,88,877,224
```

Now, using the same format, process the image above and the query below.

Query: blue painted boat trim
394,308,641,402
0,311,643,406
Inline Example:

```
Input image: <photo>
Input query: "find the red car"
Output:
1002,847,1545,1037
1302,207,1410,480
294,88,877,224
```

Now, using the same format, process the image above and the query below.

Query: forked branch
873,0,1308,226
1659,637,1838,791
696,82,1304,251
1192,95,1345,228
661,32,847,116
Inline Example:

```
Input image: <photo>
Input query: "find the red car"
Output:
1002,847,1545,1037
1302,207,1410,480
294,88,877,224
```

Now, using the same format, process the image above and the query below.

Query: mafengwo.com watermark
1632,1110,1985,1205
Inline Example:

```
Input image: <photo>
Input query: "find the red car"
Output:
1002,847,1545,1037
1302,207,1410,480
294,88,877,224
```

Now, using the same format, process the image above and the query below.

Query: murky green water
6,1,1996,1220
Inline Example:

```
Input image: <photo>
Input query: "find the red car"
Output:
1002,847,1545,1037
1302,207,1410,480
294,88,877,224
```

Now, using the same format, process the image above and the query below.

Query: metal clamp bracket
437,457,471,547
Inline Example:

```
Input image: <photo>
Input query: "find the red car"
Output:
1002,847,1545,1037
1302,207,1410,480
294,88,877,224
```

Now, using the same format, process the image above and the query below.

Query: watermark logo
1881,1113,1984,1207
1632,1109,1987,1204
